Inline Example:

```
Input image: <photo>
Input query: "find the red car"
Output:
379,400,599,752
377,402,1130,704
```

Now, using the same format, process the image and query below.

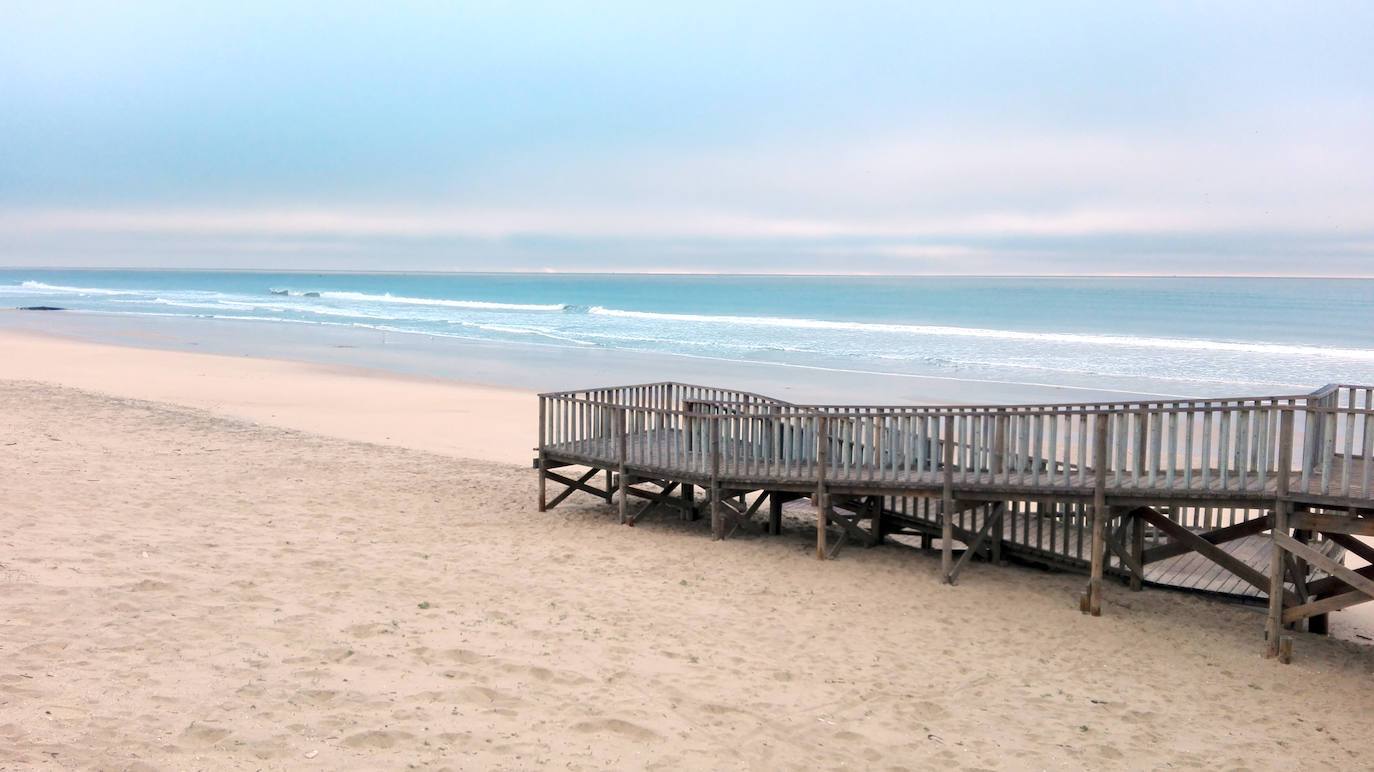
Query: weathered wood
1140,515,1272,564
948,503,1004,585
1290,511,1374,536
827,507,874,544
1137,508,1277,596
538,397,548,511
817,416,829,560
627,481,681,524
1105,513,1146,584
1087,416,1108,616
1273,532,1374,602
1129,508,1145,591
1306,563,1374,599
1283,589,1372,623
942,417,955,583
536,381,1372,652
545,468,604,509
616,408,628,525
1325,532,1374,564
768,491,783,535
868,496,884,547
710,415,723,540
1266,410,1294,658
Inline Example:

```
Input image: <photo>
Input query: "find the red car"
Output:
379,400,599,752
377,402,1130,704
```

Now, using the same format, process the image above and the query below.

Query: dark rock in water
18,306,65,311
269,289,289,295
303,291,321,298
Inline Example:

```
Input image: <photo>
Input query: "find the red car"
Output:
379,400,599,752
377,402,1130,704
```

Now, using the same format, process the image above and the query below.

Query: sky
2,1,1373,275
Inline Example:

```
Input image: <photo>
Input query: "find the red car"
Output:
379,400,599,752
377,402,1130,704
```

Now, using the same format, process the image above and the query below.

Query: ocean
2,270,1372,399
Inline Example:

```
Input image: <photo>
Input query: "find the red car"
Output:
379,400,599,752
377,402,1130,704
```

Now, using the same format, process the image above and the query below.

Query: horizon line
2,266,1374,280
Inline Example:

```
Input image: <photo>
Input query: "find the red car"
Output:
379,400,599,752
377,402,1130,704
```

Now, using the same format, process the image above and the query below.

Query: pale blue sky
2,2,1373,273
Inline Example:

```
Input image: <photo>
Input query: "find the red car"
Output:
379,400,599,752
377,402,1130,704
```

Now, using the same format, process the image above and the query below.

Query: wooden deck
536,381,1374,660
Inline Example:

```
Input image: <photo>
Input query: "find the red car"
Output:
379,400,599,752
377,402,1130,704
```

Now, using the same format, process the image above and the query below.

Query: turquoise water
3,270,1372,395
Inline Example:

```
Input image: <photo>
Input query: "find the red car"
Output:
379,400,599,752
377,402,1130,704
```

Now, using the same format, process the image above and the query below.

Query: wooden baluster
816,415,829,559
1166,411,1178,490
1320,411,1335,496
1086,414,1109,616
941,415,956,583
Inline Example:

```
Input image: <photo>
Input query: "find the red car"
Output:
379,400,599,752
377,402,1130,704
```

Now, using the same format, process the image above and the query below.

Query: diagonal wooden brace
545,468,606,509
1274,532,1374,602
628,481,681,525
1136,508,1291,603
947,504,1003,585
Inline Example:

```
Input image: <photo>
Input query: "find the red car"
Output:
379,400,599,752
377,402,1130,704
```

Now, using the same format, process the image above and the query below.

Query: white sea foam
16,280,137,296
318,290,566,312
587,306,1374,360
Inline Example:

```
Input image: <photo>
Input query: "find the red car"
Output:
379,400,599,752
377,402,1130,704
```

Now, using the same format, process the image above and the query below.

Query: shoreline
0,309,1218,406
0,325,539,466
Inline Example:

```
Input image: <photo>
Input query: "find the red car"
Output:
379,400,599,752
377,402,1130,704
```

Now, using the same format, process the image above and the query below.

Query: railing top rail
541,381,1374,415
1307,383,1344,399
540,392,1374,419
538,380,794,404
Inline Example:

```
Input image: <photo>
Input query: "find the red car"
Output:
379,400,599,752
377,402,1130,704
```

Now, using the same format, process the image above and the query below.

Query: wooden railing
538,382,1374,505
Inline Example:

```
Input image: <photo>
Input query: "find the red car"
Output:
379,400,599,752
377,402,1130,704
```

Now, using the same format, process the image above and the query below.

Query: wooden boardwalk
536,381,1374,660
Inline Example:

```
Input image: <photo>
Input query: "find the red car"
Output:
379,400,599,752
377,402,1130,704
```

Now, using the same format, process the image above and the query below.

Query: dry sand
2,331,1373,770
0,329,537,466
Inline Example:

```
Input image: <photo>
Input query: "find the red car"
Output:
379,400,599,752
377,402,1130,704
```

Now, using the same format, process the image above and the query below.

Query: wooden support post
616,408,628,525
1266,410,1294,659
941,416,955,583
710,416,723,539
768,491,783,535
1309,604,1330,635
816,416,830,560
1290,528,1328,634
1087,414,1109,616
537,397,547,512
1130,508,1145,591
990,503,1004,564
681,483,695,521
710,484,722,539
868,496,884,547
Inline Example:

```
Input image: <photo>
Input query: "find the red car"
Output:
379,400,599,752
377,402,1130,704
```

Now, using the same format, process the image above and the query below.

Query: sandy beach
3,329,1373,770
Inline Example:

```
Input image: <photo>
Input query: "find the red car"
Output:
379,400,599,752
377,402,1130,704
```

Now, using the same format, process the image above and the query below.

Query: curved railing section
538,382,1374,506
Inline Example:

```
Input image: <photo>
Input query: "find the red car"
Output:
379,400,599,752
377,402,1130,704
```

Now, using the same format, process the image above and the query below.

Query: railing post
816,415,829,559
615,407,628,525
1266,409,1295,659
537,396,548,512
710,415,722,540
1085,413,1109,615
992,412,1007,480
941,415,955,583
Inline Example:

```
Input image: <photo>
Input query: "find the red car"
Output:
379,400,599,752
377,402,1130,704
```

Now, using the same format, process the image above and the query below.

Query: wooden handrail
538,384,1374,505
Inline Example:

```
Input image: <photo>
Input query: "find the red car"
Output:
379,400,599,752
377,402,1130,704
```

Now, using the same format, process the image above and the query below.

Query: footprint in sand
343,729,414,749
571,718,661,741
20,641,69,656
179,722,232,747
294,689,338,705
345,622,390,638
